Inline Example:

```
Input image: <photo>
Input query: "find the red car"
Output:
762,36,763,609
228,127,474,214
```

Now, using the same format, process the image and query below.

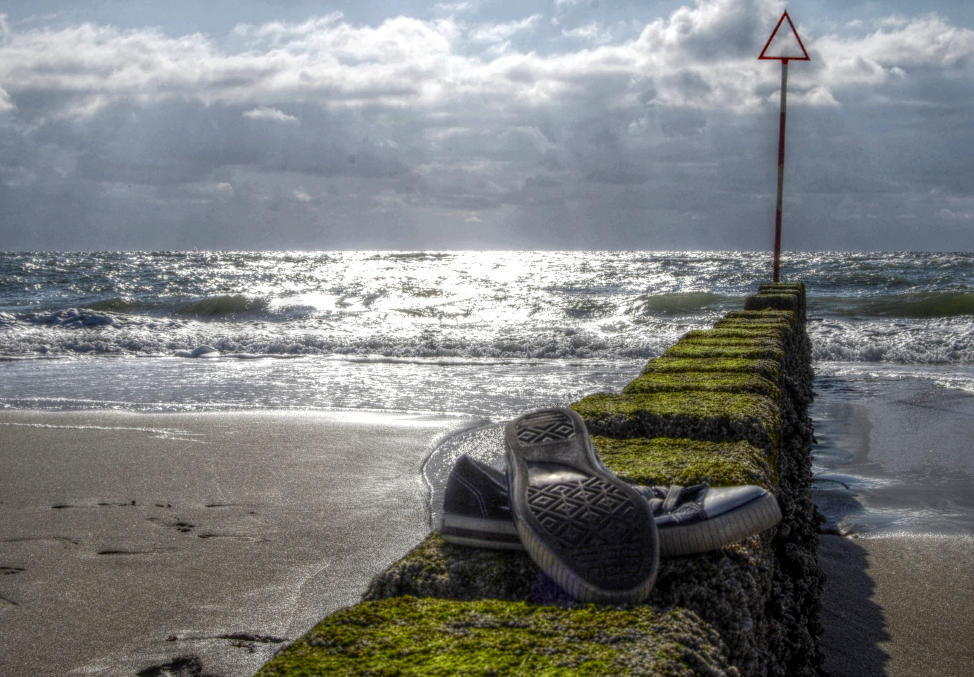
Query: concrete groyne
256,282,822,676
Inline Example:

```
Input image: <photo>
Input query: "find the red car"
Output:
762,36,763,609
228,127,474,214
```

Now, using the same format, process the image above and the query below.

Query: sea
2,250,973,538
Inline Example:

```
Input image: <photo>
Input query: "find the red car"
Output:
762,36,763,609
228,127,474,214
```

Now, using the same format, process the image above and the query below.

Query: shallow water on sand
811,363,974,537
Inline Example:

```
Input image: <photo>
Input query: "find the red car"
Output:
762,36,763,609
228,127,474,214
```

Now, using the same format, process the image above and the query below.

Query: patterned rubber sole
506,407,658,604
526,476,651,590
514,409,576,445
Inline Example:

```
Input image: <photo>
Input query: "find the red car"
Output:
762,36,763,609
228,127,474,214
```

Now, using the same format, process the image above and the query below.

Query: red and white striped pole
758,11,809,283
772,58,788,283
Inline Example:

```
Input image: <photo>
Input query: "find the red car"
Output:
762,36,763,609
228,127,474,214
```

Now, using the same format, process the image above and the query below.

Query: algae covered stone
641,356,781,383
594,437,774,489
680,328,787,342
623,370,780,400
572,390,781,452
255,596,737,677
363,533,539,602
743,293,799,313
662,342,785,361
716,310,794,327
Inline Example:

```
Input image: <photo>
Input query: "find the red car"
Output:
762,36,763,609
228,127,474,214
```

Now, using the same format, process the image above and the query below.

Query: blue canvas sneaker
442,450,781,558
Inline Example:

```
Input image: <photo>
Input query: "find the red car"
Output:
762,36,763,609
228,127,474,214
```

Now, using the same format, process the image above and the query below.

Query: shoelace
641,483,710,523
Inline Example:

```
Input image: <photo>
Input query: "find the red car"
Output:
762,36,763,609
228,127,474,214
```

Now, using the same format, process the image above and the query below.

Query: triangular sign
758,11,810,61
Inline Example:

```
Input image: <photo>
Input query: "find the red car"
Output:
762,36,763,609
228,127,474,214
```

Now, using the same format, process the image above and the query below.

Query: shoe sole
442,490,782,556
504,408,658,604
658,491,782,557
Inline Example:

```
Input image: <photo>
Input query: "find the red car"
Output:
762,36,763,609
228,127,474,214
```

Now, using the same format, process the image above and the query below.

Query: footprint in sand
0,568,22,607
143,506,262,541
51,500,138,509
146,517,197,534
97,548,176,556
0,536,80,545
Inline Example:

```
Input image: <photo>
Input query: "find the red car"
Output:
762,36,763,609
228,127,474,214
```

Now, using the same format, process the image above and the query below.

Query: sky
1,0,973,251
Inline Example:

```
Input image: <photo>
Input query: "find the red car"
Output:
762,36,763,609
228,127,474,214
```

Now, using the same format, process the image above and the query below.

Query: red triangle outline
758,11,810,61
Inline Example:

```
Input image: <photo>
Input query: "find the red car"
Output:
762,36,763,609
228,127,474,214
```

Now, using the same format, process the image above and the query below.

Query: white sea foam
0,420,203,442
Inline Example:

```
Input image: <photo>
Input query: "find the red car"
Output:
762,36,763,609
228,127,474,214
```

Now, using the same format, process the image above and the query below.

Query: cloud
0,86,14,112
939,206,973,221
433,2,475,14
2,3,968,124
560,22,615,45
0,2,792,122
817,13,974,94
231,13,344,41
468,14,543,44
242,106,298,124
1,1,973,250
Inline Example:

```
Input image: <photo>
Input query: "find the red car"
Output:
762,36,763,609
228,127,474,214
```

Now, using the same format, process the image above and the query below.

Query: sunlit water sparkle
3,249,974,536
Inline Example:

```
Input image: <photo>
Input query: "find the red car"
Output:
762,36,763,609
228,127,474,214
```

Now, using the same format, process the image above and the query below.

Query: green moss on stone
712,323,791,335
255,597,732,677
575,390,776,423
678,337,781,350
758,282,804,294
743,294,799,313
572,391,781,453
623,371,780,400
363,533,539,602
641,357,781,383
718,310,794,326
662,342,784,362
594,437,773,488
682,328,785,342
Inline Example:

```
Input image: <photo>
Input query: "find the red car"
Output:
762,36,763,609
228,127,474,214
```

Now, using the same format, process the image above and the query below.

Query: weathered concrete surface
257,283,823,676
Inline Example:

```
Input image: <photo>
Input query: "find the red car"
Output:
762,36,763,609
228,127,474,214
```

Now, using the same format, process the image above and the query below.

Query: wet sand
818,534,974,676
813,373,974,676
0,409,477,677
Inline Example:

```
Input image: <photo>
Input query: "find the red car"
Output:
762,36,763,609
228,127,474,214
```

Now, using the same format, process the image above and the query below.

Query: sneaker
643,482,782,557
441,455,782,558
440,454,522,550
502,407,659,604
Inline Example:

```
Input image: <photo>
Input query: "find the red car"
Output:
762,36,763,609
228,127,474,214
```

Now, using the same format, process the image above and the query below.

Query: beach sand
818,534,974,676
4,406,974,677
0,409,477,677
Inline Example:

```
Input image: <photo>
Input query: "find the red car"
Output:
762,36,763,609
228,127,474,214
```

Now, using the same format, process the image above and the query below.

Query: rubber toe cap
702,485,769,518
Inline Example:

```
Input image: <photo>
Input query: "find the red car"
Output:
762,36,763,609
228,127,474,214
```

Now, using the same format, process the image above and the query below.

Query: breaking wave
2,250,974,365
173,294,270,318
812,291,974,320
627,292,737,316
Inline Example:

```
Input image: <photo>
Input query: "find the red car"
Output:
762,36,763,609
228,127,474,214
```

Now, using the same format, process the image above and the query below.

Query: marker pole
772,59,788,283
